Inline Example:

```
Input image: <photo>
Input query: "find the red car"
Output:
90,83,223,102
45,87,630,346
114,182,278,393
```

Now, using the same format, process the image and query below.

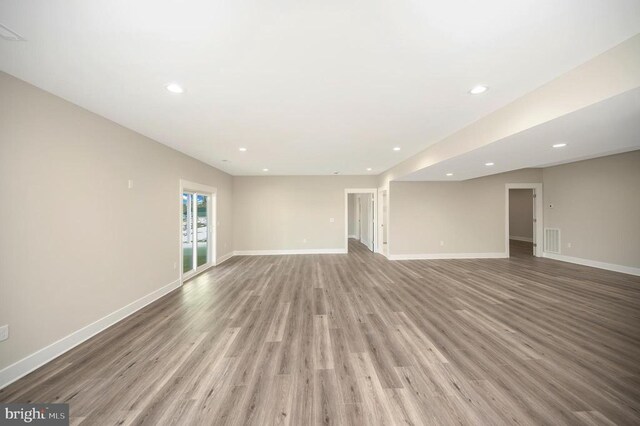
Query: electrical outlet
303,238,307,243
127,179,134,189
440,241,444,246
567,242,572,248
0,325,8,342
173,262,177,270
329,218,335,223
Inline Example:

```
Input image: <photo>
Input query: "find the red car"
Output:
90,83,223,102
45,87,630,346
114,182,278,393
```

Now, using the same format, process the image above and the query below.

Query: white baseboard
348,234,358,239
216,252,235,265
0,279,181,390
376,248,388,258
234,248,347,256
542,252,640,276
389,252,507,260
509,236,533,243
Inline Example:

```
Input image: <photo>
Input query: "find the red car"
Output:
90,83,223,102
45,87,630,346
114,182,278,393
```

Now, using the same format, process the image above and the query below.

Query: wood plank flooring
2,239,640,425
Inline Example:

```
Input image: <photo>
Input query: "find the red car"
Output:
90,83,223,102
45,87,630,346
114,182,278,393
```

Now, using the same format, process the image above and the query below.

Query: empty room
1,1,640,425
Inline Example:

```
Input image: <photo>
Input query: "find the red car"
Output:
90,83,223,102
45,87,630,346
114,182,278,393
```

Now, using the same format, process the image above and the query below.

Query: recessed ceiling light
166,83,184,94
262,168,269,172
552,143,567,148
469,85,488,95
239,147,247,152
446,173,453,176
485,162,494,166
333,171,340,175
366,168,372,171
393,147,401,151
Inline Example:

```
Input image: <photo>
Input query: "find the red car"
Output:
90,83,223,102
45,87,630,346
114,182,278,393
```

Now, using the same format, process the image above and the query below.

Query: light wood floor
509,239,534,258
2,239,640,425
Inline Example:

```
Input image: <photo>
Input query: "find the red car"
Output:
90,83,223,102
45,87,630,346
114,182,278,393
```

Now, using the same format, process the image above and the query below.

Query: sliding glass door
182,191,213,276
196,194,208,267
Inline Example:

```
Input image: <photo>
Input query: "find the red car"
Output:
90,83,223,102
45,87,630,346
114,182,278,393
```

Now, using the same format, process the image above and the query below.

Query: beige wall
232,176,376,251
0,72,233,371
509,189,534,240
390,169,542,255
543,151,640,268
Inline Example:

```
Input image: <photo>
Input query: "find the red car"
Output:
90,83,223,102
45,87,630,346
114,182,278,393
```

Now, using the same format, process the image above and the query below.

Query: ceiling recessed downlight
239,147,247,152
552,143,567,148
446,173,453,176
366,168,372,171
393,147,401,151
485,162,494,166
262,168,269,172
166,83,184,94
469,85,488,95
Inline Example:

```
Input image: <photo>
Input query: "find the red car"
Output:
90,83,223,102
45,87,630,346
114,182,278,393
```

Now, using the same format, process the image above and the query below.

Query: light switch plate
0,325,8,342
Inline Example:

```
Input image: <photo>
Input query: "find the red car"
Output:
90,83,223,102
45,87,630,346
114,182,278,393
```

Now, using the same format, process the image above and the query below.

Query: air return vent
544,228,561,254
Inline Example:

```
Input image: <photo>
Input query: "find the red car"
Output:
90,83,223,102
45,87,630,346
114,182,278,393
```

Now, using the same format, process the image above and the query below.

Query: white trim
509,236,533,243
183,263,216,281
505,183,543,258
348,234,358,239
216,252,235,265
179,179,218,195
0,279,181,390
377,186,389,257
234,248,347,256
386,186,392,257
389,252,507,260
344,188,378,253
542,252,640,276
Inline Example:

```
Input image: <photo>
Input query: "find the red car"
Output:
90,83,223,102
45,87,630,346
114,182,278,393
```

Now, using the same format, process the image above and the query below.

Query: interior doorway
180,180,217,282
505,183,543,258
345,189,377,253
508,188,534,257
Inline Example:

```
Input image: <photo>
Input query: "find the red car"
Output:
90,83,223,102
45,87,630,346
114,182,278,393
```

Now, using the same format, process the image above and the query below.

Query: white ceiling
399,87,640,181
1,1,640,175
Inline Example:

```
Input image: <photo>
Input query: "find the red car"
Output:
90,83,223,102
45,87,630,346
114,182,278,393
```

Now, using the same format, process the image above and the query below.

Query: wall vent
544,228,561,254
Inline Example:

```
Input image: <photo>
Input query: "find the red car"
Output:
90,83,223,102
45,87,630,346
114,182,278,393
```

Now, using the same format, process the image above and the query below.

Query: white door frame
377,186,389,257
179,179,217,284
356,197,361,240
345,188,378,253
505,183,543,257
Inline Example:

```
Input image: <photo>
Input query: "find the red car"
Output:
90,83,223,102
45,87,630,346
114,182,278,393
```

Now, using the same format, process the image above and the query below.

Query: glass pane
182,193,194,273
196,194,208,267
